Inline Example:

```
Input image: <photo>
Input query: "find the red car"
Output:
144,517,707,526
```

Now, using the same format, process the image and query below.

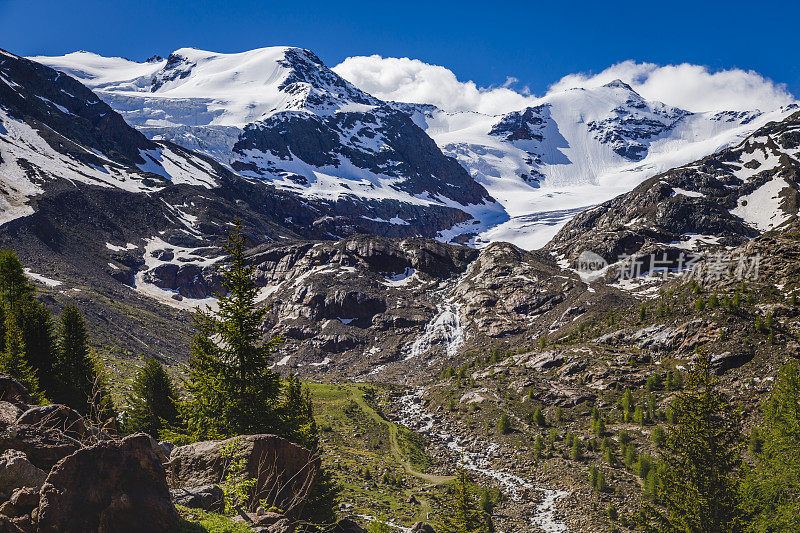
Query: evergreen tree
279,374,318,450
123,359,180,439
14,299,58,395
741,362,800,531
497,413,511,435
183,220,282,438
571,437,584,461
57,304,114,419
641,353,744,532
438,470,493,533
0,250,34,309
1,310,40,399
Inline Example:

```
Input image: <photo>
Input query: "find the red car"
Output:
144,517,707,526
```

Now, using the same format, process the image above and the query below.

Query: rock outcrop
168,434,319,519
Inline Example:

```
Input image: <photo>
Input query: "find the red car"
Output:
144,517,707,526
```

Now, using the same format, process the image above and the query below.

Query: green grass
307,382,447,526
175,506,252,533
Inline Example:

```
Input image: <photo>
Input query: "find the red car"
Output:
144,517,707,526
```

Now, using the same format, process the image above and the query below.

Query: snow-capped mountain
548,110,800,265
406,81,796,248
32,47,796,249
0,48,233,224
33,47,505,242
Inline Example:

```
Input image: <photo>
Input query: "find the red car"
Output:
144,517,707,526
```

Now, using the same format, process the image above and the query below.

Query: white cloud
334,56,796,115
333,55,535,115
549,60,795,112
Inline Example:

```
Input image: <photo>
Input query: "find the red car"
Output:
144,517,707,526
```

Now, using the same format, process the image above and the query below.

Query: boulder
711,350,755,374
0,425,80,471
15,405,88,441
0,376,32,408
411,523,436,533
157,441,175,461
170,484,224,513
36,433,178,533
0,487,40,520
0,404,23,428
168,434,319,520
0,450,47,501
332,518,367,533
233,510,292,533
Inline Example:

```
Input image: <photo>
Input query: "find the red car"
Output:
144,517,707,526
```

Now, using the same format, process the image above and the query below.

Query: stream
397,389,569,532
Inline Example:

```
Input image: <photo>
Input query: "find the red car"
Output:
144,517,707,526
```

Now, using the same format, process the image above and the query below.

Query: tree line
0,250,114,422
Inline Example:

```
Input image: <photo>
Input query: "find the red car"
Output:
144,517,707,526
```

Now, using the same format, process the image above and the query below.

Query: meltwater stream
398,389,569,532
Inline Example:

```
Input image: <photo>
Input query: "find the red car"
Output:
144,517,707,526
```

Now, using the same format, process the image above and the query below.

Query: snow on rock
731,177,793,232
30,49,797,249
24,269,62,287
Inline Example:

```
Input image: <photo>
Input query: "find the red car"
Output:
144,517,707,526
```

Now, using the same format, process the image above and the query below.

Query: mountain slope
411,82,796,248
35,47,797,250
32,48,505,242
547,110,800,266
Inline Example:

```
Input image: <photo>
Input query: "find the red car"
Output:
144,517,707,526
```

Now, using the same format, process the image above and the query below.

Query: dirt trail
351,393,454,485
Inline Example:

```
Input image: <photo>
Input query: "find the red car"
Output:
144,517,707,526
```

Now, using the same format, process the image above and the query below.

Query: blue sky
1,0,797,97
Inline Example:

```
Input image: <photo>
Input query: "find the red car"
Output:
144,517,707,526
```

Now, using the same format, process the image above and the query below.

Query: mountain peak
603,79,635,91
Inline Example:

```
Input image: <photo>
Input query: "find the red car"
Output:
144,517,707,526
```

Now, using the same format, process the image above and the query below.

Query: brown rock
8,488,38,513
411,523,436,533
0,487,40,520
0,376,32,408
15,405,88,441
0,425,80,471
168,434,319,519
37,433,178,533
0,450,47,501
332,518,367,533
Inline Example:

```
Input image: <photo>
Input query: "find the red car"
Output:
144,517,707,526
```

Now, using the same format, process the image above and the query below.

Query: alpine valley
1,42,800,533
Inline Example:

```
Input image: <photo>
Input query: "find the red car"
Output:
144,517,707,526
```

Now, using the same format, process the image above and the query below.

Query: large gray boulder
0,450,46,501
37,433,178,533
170,484,224,513
168,434,319,519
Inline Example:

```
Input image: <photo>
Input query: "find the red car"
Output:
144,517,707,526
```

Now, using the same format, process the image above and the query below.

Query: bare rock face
15,405,88,441
0,451,47,501
36,433,178,533
168,434,319,520
453,242,583,338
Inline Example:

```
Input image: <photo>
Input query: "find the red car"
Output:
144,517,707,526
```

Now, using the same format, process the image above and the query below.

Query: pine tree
1,310,40,399
621,389,634,422
0,250,34,310
280,373,318,450
183,220,282,438
571,437,584,461
57,304,114,419
642,353,744,532
437,470,492,533
741,362,800,531
123,359,180,439
497,413,511,435
533,407,546,426
14,299,58,395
